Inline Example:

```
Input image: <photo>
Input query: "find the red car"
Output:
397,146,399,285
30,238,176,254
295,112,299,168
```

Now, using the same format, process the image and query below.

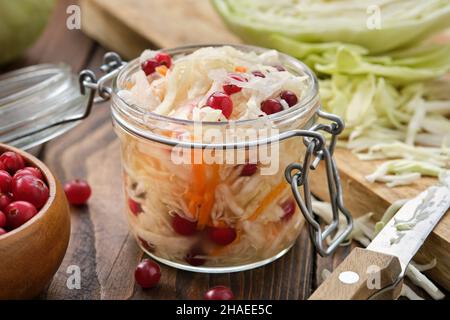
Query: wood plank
80,0,155,59
80,0,240,59
310,148,450,291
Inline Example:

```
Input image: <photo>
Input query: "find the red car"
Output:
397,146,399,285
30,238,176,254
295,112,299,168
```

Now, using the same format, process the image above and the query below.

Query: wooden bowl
0,143,70,299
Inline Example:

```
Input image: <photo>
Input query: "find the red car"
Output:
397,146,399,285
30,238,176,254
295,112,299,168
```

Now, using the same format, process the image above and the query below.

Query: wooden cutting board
80,0,450,291
80,0,241,59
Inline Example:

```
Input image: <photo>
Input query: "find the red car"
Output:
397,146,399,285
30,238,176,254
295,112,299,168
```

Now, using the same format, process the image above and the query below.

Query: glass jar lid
0,63,88,151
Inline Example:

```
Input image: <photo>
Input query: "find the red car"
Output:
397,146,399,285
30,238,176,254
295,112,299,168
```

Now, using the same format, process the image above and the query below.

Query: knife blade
310,172,450,300
367,173,450,277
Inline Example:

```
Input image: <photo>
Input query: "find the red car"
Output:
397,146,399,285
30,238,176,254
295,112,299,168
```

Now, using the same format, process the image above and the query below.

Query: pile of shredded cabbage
118,46,308,122
269,35,450,186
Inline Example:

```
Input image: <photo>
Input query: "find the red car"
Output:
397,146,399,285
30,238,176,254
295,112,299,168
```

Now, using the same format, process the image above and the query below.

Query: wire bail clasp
79,52,126,108
285,109,352,256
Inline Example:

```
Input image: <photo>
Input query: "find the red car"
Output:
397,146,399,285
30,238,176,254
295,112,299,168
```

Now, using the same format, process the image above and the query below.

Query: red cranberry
155,52,172,68
208,227,236,246
0,210,6,228
12,176,49,210
172,214,197,236
0,161,4,171
280,90,298,107
204,286,234,300
206,92,233,119
141,53,172,76
240,163,258,176
275,65,286,71
64,179,91,205
0,170,12,193
281,199,296,221
4,201,37,230
0,152,25,174
252,70,265,78
128,198,142,216
185,249,205,266
261,99,283,115
223,74,246,95
0,193,12,211
13,167,43,181
0,228,6,236
141,58,159,76
135,259,161,289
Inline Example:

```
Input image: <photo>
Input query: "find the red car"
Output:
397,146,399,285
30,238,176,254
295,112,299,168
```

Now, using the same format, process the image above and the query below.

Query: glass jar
106,44,351,273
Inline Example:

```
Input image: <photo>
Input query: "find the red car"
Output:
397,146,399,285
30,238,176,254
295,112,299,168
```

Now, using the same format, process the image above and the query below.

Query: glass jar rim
111,44,320,128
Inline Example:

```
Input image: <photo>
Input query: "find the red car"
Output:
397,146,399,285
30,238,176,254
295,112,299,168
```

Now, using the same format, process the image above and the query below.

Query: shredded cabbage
400,284,425,300
274,35,450,185
120,46,308,122
411,258,438,272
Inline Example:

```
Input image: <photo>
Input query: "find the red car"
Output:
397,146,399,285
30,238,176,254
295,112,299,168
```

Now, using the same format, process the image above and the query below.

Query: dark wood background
1,0,440,300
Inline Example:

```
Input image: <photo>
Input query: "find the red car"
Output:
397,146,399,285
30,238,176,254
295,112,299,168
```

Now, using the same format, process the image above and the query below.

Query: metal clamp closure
285,109,352,256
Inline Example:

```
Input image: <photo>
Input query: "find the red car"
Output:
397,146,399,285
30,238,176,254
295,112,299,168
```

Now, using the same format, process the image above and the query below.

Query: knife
309,173,450,300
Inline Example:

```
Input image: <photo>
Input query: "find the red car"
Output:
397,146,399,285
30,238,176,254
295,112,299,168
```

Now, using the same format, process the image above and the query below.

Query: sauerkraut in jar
112,45,320,272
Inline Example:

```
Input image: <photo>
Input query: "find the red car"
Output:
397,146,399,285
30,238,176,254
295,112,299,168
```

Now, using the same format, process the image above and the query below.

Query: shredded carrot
234,66,247,73
197,192,213,228
156,65,168,76
184,148,221,228
125,81,134,90
247,181,288,221
187,164,205,216
183,149,205,217
197,164,220,229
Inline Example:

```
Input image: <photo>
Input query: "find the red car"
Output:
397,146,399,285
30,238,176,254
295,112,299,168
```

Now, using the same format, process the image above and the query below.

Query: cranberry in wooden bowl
0,143,70,299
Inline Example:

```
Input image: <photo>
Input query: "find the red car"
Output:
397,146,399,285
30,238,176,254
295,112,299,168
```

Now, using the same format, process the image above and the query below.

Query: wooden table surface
1,0,439,300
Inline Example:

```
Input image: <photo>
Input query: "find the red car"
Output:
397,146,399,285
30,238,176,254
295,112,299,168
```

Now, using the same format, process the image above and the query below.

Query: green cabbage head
212,0,450,54
0,0,55,66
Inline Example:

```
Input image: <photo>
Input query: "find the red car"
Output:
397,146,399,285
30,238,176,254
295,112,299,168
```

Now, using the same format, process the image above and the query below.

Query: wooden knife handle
309,248,402,300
